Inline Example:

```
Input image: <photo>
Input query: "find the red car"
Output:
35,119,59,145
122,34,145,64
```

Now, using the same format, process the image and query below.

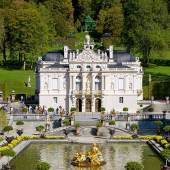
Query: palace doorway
76,98,82,112
85,98,91,112
95,98,101,112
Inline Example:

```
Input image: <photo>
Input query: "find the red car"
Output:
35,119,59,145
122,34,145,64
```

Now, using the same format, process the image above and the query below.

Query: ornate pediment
75,49,102,62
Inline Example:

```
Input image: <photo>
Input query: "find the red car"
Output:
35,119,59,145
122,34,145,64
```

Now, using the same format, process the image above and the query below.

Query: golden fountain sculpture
71,143,106,167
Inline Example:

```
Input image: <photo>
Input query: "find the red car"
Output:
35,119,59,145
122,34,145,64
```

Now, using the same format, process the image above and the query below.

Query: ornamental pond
10,142,162,170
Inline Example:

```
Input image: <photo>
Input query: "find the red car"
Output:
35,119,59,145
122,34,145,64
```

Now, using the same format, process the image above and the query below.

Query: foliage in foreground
36,161,51,170
125,161,144,170
0,148,16,157
161,149,170,159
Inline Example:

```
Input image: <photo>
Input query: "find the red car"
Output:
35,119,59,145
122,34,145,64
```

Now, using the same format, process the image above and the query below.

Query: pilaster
82,96,85,112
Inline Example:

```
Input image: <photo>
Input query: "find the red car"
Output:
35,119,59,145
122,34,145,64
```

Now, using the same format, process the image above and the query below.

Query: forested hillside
0,0,169,66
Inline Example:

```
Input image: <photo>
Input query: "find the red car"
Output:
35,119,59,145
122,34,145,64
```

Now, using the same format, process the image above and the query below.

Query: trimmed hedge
150,59,170,66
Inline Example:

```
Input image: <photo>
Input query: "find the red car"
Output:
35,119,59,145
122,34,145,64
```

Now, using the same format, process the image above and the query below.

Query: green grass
150,50,170,60
143,65,170,99
0,69,35,96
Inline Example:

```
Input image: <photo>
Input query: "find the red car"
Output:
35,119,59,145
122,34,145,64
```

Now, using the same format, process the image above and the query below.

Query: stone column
82,73,86,92
92,74,95,92
92,96,95,112
82,96,85,112
72,96,76,107
102,75,105,90
73,76,76,91
70,75,73,90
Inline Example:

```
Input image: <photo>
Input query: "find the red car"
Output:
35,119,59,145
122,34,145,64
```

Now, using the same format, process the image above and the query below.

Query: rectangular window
129,83,133,90
52,78,58,90
53,97,57,103
119,97,123,103
118,78,124,90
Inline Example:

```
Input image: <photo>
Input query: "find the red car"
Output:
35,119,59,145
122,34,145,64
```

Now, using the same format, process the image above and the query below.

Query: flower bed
0,136,65,157
112,136,133,139
112,135,163,140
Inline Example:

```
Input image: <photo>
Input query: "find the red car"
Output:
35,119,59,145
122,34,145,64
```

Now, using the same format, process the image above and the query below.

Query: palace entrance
95,98,101,112
76,98,82,112
85,98,91,112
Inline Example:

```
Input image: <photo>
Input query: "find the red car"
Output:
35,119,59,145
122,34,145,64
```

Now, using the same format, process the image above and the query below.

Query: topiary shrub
109,120,115,125
148,107,154,112
123,107,128,112
100,107,106,112
48,107,54,112
36,125,45,136
125,161,144,170
36,161,51,170
96,121,103,128
3,126,13,133
130,123,139,133
63,119,70,126
22,107,28,113
74,122,80,129
16,120,24,126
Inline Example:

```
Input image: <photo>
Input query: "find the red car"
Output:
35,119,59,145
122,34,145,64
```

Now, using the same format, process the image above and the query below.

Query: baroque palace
36,35,143,114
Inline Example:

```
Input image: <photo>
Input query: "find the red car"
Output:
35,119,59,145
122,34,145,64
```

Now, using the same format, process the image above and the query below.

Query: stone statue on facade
86,76,91,91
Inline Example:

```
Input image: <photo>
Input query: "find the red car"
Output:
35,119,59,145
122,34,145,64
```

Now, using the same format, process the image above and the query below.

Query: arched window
76,76,82,91
77,65,81,69
96,65,101,69
95,76,101,90
86,65,91,69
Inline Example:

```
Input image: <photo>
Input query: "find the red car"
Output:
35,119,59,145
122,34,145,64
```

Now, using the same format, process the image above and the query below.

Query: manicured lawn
143,65,170,99
144,65,170,76
150,50,170,60
0,69,35,96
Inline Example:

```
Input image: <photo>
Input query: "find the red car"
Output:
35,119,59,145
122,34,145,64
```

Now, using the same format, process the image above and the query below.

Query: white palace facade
36,35,143,114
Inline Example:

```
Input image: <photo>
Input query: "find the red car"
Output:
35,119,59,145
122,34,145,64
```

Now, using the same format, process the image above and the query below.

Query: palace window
129,83,133,90
76,76,82,91
53,97,58,103
77,65,81,69
52,78,59,90
119,97,123,103
86,65,91,69
118,78,124,90
95,76,101,90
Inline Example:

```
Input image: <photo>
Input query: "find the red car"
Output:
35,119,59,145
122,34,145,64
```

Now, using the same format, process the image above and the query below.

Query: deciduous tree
123,0,169,66
97,3,124,45
5,0,49,65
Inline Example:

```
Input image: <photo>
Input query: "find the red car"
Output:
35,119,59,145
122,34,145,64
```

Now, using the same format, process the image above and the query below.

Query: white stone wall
37,36,143,113
102,95,138,113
